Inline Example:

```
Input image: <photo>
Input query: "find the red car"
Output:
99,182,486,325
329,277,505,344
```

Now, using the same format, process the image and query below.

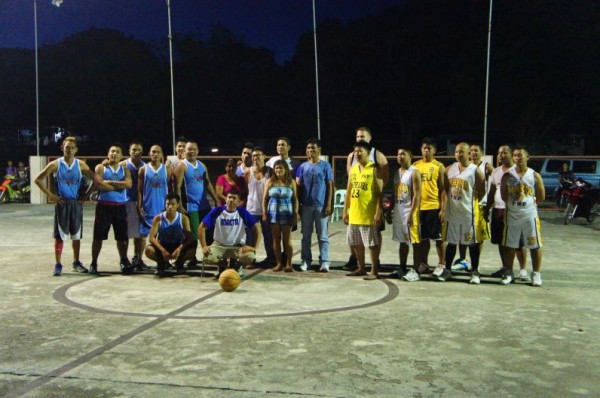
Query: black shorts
490,208,505,244
420,209,442,240
93,203,128,241
54,200,83,240
151,242,179,254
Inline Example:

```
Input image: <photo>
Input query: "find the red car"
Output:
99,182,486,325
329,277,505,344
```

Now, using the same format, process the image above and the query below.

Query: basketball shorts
126,201,142,239
490,208,505,244
420,209,442,240
442,219,478,245
54,200,83,240
203,244,255,266
347,224,380,248
392,208,420,244
502,217,542,249
476,205,491,242
93,203,128,241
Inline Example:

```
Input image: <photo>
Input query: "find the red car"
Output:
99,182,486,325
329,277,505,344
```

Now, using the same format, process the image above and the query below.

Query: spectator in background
216,158,247,207
236,142,254,177
4,160,17,177
266,137,302,178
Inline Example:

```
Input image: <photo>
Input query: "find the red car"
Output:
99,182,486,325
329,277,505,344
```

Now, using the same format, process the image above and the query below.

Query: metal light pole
482,0,493,153
312,0,321,140
166,0,176,154
34,0,40,156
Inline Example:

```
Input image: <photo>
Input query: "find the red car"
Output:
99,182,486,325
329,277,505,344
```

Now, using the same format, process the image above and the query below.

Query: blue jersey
98,164,128,204
125,159,145,202
158,212,185,245
142,163,168,217
297,160,333,207
56,157,82,199
183,159,211,212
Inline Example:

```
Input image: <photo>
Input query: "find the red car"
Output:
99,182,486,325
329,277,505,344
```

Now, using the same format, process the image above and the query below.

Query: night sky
0,0,405,63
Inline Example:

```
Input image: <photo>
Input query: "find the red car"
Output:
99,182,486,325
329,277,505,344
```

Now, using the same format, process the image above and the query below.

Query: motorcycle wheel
0,191,7,204
587,203,598,224
564,204,577,225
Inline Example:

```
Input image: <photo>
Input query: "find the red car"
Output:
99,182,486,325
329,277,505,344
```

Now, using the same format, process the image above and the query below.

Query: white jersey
392,166,415,223
490,165,513,209
246,170,266,215
505,167,538,224
446,162,478,223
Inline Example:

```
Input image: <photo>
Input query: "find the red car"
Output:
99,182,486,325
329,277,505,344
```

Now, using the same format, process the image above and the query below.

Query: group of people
34,127,545,287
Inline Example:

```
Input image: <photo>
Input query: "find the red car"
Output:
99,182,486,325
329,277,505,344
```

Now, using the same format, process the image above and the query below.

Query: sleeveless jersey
348,161,378,225
142,163,168,217
246,170,267,215
98,164,127,203
56,157,81,199
505,167,538,224
446,162,478,223
183,159,210,212
413,159,444,210
490,166,512,209
202,205,256,246
393,166,415,223
125,159,145,202
157,212,185,245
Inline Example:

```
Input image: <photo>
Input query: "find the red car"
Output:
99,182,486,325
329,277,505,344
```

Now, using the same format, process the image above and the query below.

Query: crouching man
145,193,195,277
199,189,262,277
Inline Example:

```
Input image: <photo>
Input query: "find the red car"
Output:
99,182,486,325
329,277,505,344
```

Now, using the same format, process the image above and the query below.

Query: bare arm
201,162,218,203
342,177,352,225
534,171,545,204
108,165,131,189
439,164,449,219
324,179,333,216
175,162,186,212
474,168,485,201
137,167,145,216
262,179,273,222
345,152,354,176
291,179,299,224
94,164,114,191
410,170,422,222
376,150,389,185
33,160,61,203
500,173,509,204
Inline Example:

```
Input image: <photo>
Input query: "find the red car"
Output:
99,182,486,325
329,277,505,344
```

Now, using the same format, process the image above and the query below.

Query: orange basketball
218,269,241,292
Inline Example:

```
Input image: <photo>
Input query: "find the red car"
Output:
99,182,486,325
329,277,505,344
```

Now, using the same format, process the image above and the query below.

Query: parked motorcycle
563,178,600,225
0,175,31,203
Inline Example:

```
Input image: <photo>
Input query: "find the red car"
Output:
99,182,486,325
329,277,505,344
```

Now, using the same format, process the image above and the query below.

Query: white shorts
126,201,142,239
502,217,542,249
442,219,478,245
392,208,420,244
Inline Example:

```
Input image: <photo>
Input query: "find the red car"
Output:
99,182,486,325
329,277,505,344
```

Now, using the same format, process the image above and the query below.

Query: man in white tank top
500,147,545,286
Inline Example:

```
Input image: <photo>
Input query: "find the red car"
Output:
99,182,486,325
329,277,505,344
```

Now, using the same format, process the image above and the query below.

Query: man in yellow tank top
412,137,446,275
343,141,383,280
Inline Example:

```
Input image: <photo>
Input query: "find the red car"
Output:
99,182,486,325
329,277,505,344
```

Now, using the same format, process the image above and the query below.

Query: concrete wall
29,156,47,204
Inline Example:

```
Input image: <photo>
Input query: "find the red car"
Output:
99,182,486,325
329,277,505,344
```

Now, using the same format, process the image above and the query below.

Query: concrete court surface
1,203,599,398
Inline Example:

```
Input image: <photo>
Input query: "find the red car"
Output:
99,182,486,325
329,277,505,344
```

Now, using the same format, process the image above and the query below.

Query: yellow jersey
413,158,444,210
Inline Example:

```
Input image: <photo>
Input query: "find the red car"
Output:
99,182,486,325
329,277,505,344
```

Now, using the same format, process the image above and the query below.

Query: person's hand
262,214,268,223
323,206,332,216
171,247,181,260
292,213,298,225
342,209,349,225
161,249,170,261
202,246,211,256
439,208,446,221
373,208,383,225
48,193,64,205
137,207,145,218
239,245,255,255
481,206,490,221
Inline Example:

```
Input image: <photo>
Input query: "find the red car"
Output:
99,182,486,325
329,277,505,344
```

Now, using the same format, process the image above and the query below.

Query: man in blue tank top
34,137,95,276
90,144,133,275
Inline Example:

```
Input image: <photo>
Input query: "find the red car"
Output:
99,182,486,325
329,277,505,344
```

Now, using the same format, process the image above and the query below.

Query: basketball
218,269,241,292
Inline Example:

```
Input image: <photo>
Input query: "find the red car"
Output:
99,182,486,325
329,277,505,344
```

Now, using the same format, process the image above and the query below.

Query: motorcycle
563,177,600,225
0,175,31,203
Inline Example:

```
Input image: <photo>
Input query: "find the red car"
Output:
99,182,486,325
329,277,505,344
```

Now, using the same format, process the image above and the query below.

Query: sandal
346,271,367,277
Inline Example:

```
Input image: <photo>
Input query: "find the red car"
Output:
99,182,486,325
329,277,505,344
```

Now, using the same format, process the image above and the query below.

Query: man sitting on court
199,189,262,277
145,193,195,277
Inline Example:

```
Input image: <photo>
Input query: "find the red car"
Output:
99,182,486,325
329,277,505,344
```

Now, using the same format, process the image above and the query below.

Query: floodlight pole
312,0,321,140
482,0,493,154
34,0,40,156
166,0,176,154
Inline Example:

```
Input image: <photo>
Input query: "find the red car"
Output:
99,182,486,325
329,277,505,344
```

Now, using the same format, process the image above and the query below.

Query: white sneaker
469,272,481,285
532,272,542,287
318,263,329,273
519,269,531,281
300,261,309,272
500,274,513,285
451,259,472,272
437,268,452,282
402,268,420,282
432,264,446,277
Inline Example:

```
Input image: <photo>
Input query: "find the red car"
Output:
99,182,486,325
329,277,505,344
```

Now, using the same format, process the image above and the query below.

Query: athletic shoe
120,258,134,275
89,262,98,275
491,267,506,278
451,259,472,272
437,268,452,282
432,264,446,277
318,264,329,273
519,269,531,282
500,273,513,285
72,260,88,273
388,270,403,279
53,263,63,276
132,256,151,271
343,255,357,270
532,272,543,287
402,268,420,282
237,266,245,277
300,261,309,272
417,263,431,274
154,270,167,278
469,272,481,285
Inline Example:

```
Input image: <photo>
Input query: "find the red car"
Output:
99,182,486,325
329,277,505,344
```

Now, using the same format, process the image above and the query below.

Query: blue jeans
247,214,275,261
301,205,330,264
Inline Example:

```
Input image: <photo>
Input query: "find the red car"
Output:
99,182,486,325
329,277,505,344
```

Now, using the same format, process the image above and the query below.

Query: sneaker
120,258,134,275
53,263,63,276
500,273,514,285
154,270,167,278
300,261,309,272
469,272,481,285
72,260,88,273
238,265,245,277
451,259,472,272
491,267,506,278
89,262,98,275
343,255,357,270
532,271,542,287
417,263,431,274
186,258,201,270
437,268,452,282
388,270,403,279
432,264,446,277
318,264,329,273
402,268,420,282
132,256,151,271
518,269,531,281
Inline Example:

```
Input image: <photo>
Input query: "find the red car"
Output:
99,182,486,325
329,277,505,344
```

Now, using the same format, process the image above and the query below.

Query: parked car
540,158,600,194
